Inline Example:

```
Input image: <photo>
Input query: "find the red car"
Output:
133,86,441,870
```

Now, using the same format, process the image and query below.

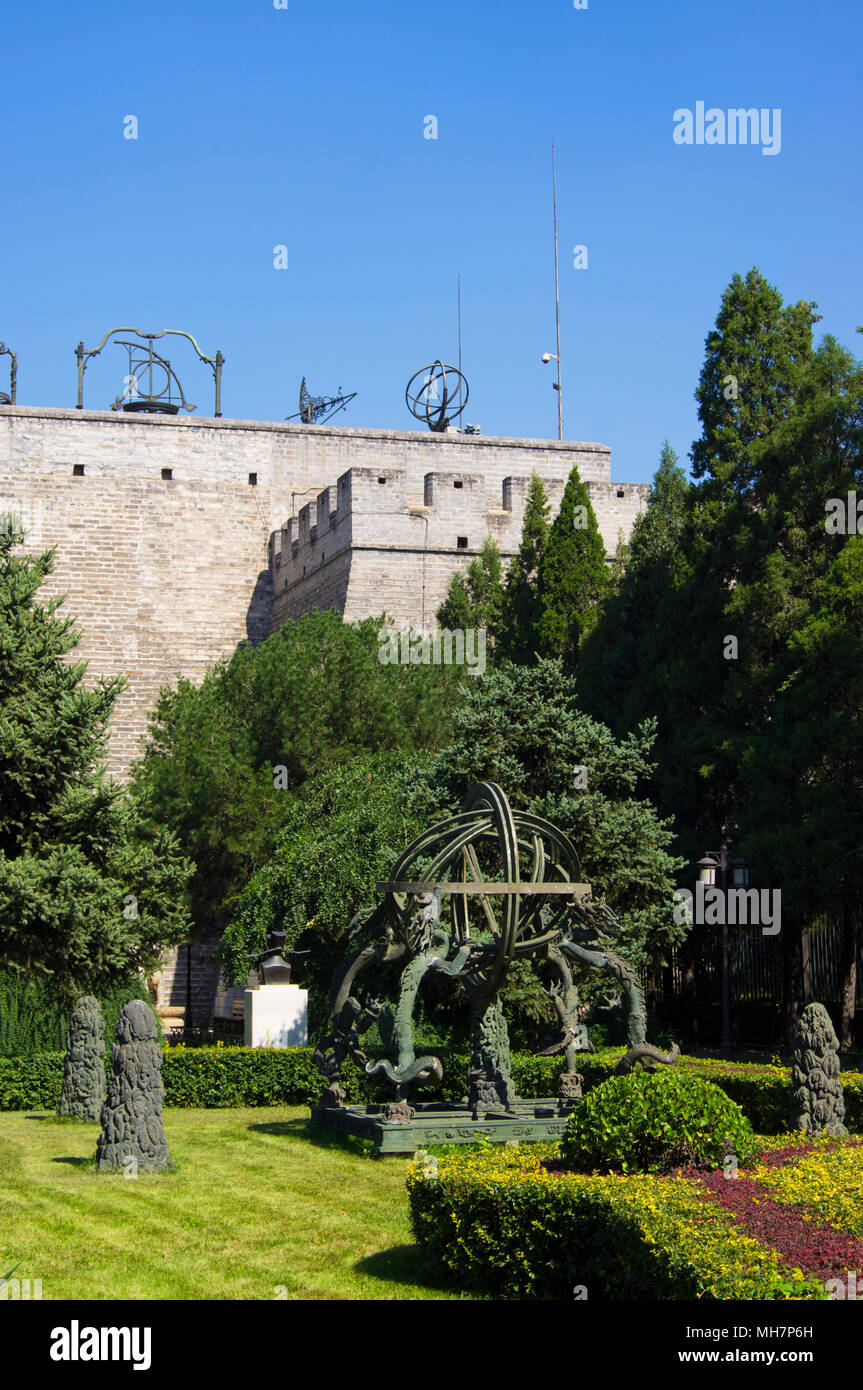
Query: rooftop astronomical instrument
110,338,192,415
286,377,357,425
0,341,17,405
405,361,469,433
75,327,224,416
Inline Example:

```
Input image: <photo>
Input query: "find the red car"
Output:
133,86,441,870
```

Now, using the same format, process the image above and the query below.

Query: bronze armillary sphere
377,782,588,999
313,783,678,1116
75,327,224,416
405,361,469,432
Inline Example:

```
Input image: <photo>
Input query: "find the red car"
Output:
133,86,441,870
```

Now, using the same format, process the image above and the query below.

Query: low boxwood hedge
0,1044,861,1127
406,1144,827,1300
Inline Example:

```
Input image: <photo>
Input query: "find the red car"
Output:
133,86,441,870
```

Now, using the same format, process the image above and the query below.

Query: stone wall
0,406,628,777
272,465,648,631
0,404,645,1021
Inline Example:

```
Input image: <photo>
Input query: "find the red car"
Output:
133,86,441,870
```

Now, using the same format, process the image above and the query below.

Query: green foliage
232,660,685,1037
407,1143,826,1300
436,536,504,643
580,442,690,729
426,659,686,978
691,267,818,495
496,473,551,664
736,538,863,918
132,609,463,934
581,274,863,952
0,518,192,994
218,751,434,1009
161,1045,333,1107
1,1046,862,1128
0,968,156,1058
562,1070,757,1174
535,464,609,665
222,655,687,1038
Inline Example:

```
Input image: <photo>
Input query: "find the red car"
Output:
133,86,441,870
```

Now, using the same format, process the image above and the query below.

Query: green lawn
0,1107,470,1301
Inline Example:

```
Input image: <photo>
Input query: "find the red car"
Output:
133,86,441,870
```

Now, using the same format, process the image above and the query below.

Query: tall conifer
496,473,550,664
535,464,608,667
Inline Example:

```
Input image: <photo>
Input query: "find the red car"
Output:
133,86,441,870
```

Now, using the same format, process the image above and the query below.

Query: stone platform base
308,1098,573,1154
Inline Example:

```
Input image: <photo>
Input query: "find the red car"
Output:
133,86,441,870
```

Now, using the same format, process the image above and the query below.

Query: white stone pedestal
244,984,308,1048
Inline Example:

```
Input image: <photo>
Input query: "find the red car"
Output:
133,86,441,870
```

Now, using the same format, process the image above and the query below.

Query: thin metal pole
552,141,563,441
720,842,733,1060
458,274,462,381
186,940,194,1041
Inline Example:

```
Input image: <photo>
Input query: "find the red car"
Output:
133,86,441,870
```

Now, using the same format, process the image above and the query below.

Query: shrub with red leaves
687,1167,863,1282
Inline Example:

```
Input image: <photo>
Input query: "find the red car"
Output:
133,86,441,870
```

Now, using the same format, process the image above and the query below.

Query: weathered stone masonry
272,460,648,631
0,405,647,781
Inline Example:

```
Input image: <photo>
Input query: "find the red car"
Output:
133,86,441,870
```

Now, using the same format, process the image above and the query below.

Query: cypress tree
535,464,608,667
496,473,550,664
437,535,504,644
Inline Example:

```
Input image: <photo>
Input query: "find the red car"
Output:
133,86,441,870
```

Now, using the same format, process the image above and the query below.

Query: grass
0,1106,471,1301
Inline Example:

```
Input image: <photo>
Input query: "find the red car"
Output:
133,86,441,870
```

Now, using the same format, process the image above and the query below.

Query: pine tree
691,266,819,498
496,474,551,664
535,464,608,666
437,536,504,645
628,441,689,573
0,517,192,994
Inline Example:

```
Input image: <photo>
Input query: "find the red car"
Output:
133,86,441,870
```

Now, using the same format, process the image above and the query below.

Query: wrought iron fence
646,917,861,1045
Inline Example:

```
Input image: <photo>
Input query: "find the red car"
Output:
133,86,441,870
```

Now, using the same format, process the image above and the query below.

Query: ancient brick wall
272,465,648,631
0,404,646,1018
0,406,625,778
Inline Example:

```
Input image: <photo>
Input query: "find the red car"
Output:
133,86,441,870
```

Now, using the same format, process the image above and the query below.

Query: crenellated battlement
0,403,646,773
271,464,648,630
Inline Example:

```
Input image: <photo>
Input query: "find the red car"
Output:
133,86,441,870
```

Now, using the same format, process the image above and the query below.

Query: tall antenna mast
457,274,463,380
552,141,563,441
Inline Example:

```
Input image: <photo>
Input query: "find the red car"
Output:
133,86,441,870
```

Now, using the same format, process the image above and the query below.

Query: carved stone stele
790,1002,848,1137
56,996,106,1123
96,1001,173,1172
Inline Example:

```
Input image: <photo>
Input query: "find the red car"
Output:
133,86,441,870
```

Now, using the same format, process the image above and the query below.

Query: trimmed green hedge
562,1071,757,1174
1,1044,861,1128
406,1144,826,1299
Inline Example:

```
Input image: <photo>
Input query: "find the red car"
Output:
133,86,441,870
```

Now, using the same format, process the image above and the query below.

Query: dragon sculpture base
311,783,677,1153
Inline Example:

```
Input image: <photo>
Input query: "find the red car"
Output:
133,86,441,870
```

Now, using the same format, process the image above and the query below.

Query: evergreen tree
691,266,819,498
594,272,825,863
436,571,472,631
628,441,690,574
437,535,504,645
133,608,464,933
535,463,608,666
0,518,192,995
579,441,689,731
428,659,686,974
496,473,551,664
608,529,630,597
582,278,863,1043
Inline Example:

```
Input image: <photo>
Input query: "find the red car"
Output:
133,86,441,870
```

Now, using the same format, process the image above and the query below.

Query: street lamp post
185,940,194,1044
698,844,750,1060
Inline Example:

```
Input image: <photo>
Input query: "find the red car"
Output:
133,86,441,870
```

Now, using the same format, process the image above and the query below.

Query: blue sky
1,0,860,483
